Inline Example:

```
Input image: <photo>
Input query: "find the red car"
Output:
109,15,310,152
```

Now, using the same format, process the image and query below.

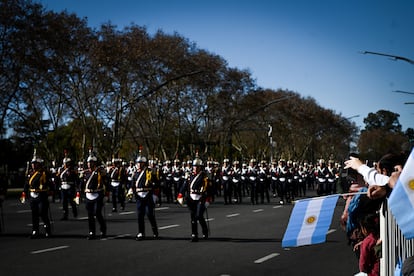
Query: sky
36,0,414,130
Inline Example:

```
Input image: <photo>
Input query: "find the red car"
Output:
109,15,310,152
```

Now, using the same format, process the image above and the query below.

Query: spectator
354,213,380,276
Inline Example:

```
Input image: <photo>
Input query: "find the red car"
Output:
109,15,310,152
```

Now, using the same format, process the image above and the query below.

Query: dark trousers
111,185,125,210
223,180,232,204
136,194,158,235
187,197,208,237
30,192,51,233
85,193,106,235
250,180,257,204
61,188,77,218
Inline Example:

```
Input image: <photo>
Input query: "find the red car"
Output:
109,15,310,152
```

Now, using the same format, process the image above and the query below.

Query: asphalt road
0,191,358,276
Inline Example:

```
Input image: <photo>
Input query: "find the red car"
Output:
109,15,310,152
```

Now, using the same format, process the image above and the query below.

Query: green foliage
1,0,360,170
358,110,410,161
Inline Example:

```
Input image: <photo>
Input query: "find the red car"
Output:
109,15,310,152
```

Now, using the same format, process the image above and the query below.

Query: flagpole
292,191,368,204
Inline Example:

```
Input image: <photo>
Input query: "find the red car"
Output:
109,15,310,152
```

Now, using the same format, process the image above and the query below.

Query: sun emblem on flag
306,215,317,224
408,179,414,190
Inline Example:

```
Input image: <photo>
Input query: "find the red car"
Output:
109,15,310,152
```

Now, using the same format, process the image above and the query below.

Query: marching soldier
316,159,329,195
23,151,52,238
83,151,107,240
172,158,183,201
246,159,258,205
258,160,270,204
241,162,249,197
126,160,136,202
58,152,79,220
297,164,307,197
177,153,211,242
161,160,174,203
270,160,278,198
231,160,242,204
221,158,232,205
130,150,159,241
148,159,161,206
326,160,338,195
277,159,288,205
109,158,127,212
286,160,295,203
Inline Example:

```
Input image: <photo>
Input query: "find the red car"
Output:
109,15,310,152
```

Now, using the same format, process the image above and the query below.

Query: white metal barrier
380,201,414,276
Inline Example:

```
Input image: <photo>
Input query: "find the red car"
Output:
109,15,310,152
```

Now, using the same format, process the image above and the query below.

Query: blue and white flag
388,148,414,239
282,195,339,247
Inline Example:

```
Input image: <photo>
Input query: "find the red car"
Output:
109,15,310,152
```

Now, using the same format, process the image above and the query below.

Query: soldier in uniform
326,160,338,195
270,160,278,198
172,158,183,202
316,159,329,195
241,162,249,197
177,153,211,242
58,153,79,220
126,160,135,203
83,151,107,240
277,159,288,205
23,152,52,238
231,160,242,204
258,160,270,204
221,158,232,205
148,159,161,207
108,158,127,212
297,164,307,197
246,159,258,205
161,160,174,203
130,151,159,241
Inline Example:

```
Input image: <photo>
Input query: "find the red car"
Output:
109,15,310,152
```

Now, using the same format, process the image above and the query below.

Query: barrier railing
380,201,414,276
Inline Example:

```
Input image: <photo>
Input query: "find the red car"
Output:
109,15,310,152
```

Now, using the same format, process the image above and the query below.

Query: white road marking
253,209,264,213
119,211,135,215
272,206,282,209
31,245,69,254
254,253,280,264
155,207,170,211
206,218,215,222
17,210,32,213
158,224,180,230
226,213,240,218
105,234,131,240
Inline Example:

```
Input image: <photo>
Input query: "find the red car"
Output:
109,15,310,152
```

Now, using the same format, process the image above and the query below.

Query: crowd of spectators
342,151,410,276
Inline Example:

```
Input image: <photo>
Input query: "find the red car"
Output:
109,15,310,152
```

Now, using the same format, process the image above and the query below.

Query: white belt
86,192,99,200
222,176,229,181
174,177,181,182
318,178,326,182
249,176,256,181
232,179,239,183
190,193,202,200
137,191,149,198
272,176,277,180
279,177,286,182
61,182,73,190
111,181,120,187
30,192,39,198
328,179,335,182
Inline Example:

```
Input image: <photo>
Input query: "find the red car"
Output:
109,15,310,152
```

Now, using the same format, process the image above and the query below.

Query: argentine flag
388,148,414,239
282,195,339,247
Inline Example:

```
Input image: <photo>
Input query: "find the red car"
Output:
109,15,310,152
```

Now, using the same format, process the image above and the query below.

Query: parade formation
19,148,345,242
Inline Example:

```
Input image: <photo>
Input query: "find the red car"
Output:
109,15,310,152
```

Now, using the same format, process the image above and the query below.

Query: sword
205,203,210,236
48,201,54,234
